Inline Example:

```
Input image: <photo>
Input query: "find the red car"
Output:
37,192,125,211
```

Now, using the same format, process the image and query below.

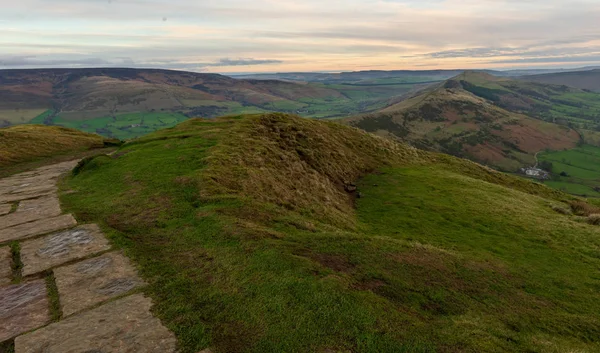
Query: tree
539,160,553,172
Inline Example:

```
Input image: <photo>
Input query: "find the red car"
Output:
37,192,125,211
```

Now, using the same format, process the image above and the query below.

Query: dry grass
0,124,116,168
587,214,600,225
569,200,600,216
200,113,427,228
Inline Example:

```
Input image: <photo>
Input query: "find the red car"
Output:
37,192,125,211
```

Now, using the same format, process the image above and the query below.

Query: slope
58,113,600,352
0,124,117,172
348,73,585,171
0,68,414,139
520,69,600,92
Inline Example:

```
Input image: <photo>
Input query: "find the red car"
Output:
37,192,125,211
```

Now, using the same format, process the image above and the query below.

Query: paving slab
0,197,62,230
15,294,177,353
0,214,77,244
0,246,12,285
21,224,110,276
0,187,57,204
55,252,145,316
0,204,11,216
0,280,50,342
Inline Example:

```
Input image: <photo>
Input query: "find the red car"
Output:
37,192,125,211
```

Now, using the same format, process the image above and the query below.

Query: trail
0,161,176,352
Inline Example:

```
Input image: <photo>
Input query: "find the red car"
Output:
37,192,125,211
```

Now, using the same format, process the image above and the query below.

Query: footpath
0,161,177,352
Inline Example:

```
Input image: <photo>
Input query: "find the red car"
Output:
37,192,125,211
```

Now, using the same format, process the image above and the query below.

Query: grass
0,124,119,172
29,109,55,124
0,108,50,125
538,145,600,197
10,241,22,283
54,112,191,140
58,113,600,352
45,272,63,321
0,341,15,353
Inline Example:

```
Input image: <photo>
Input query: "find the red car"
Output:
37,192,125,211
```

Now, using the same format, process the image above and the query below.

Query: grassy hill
347,73,592,171
520,69,600,92
0,68,433,139
347,72,600,197
59,113,600,352
0,124,118,176
452,72,600,130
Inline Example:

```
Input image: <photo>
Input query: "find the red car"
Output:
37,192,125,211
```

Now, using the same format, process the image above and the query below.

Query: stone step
54,251,145,317
0,279,50,342
0,197,62,230
20,224,110,276
15,294,177,353
0,204,11,216
0,214,77,244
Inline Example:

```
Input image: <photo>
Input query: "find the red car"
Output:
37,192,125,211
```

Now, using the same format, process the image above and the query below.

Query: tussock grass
0,124,117,168
587,214,600,225
60,113,600,352
201,113,427,228
569,200,600,216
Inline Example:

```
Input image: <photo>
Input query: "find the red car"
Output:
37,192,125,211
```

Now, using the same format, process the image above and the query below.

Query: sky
1,0,600,73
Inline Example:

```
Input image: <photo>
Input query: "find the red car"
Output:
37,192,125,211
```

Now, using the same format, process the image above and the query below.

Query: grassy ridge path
0,161,177,352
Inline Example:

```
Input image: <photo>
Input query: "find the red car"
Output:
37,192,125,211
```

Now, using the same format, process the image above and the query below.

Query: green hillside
0,124,119,177
59,113,600,352
538,145,600,197
454,72,600,131
0,68,431,139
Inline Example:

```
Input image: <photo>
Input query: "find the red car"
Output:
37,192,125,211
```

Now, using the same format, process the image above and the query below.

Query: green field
59,114,600,352
53,112,191,140
30,109,55,124
538,145,600,197
458,74,600,131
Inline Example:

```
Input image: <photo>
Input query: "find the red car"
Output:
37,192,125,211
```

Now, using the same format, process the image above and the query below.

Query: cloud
489,54,600,64
0,56,113,67
1,0,600,72
206,58,283,67
0,55,283,71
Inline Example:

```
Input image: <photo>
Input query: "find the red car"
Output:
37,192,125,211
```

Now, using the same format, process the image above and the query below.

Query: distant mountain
518,69,600,92
231,67,600,83
0,68,422,139
232,70,464,84
347,71,600,171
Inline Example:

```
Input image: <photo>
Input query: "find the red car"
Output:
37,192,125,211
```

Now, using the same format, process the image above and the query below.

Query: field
0,68,444,140
58,114,600,352
53,112,191,140
538,145,600,197
34,82,423,140
0,108,50,125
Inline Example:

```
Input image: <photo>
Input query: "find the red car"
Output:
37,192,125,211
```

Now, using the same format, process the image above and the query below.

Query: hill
0,68,431,139
519,69,600,92
58,113,600,352
347,72,600,195
0,125,117,174
348,72,600,171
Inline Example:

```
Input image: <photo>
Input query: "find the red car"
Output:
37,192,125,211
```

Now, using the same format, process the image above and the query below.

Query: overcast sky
1,0,600,73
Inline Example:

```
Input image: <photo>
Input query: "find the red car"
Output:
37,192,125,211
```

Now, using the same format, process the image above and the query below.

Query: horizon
0,65,599,77
2,0,600,73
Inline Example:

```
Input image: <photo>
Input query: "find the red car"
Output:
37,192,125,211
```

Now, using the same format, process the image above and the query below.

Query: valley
4,67,600,197
0,68,434,139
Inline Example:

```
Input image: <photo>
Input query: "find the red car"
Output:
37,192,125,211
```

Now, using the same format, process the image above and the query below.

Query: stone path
0,161,178,352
